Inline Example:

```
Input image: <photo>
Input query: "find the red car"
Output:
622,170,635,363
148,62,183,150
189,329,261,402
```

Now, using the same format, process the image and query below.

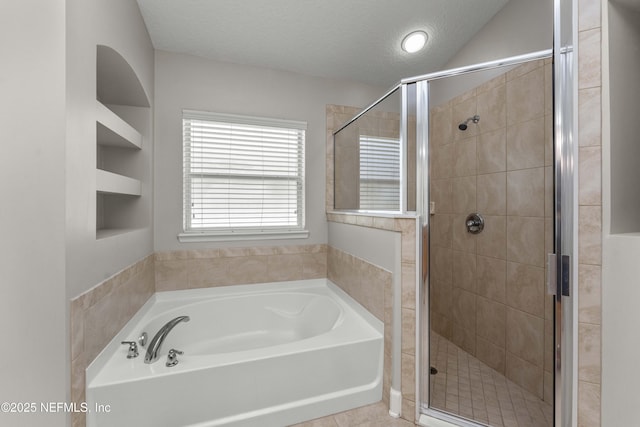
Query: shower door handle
561,254,571,296
546,253,557,296
546,253,571,297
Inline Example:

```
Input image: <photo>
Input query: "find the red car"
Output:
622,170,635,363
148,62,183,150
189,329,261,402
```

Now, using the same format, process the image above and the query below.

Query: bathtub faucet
144,316,190,364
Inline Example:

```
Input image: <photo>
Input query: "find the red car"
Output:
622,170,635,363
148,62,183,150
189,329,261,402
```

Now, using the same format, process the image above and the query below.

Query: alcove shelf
96,101,142,150
95,44,150,239
96,169,141,196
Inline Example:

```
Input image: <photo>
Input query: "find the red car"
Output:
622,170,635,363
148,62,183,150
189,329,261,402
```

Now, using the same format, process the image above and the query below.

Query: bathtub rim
86,278,383,386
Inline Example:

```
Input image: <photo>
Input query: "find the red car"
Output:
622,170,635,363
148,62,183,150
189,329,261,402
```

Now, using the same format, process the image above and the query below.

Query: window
359,135,400,210
180,110,307,241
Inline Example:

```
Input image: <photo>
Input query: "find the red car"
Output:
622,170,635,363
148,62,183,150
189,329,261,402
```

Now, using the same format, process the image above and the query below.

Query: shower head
458,115,480,131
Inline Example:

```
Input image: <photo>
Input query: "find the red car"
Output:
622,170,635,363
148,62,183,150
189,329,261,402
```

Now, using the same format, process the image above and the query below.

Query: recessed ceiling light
401,31,428,53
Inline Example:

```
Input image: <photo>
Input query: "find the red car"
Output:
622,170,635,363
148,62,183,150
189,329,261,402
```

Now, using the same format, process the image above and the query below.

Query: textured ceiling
136,0,510,88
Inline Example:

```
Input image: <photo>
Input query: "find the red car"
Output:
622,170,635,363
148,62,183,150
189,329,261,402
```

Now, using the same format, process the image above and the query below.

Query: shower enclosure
332,39,575,426
422,56,555,427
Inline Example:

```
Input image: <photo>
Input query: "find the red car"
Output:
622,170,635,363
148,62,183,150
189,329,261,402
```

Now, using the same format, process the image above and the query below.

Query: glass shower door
416,54,556,427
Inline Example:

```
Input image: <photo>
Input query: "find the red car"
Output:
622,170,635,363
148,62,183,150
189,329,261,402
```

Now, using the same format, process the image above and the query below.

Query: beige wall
0,2,67,426
66,0,155,299
429,59,554,399
601,0,640,425
153,51,384,251
606,2,640,233
433,0,554,107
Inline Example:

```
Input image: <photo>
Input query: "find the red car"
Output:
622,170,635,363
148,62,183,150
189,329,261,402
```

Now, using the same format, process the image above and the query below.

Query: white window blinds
183,110,306,234
359,135,400,211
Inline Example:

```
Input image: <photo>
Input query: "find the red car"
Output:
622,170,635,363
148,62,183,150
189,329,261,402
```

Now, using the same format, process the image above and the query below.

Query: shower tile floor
428,332,553,427
291,332,552,427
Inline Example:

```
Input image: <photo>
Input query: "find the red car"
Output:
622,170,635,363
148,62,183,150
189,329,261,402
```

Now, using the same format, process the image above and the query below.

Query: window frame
179,110,308,242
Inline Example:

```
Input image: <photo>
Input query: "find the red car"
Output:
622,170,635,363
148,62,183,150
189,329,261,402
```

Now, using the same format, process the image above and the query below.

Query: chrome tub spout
144,316,190,364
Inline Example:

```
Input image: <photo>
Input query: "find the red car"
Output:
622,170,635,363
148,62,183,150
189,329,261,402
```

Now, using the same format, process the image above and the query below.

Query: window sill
326,209,417,218
178,229,310,243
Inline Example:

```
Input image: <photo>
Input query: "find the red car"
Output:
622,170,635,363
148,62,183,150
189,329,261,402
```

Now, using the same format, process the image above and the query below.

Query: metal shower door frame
411,43,576,426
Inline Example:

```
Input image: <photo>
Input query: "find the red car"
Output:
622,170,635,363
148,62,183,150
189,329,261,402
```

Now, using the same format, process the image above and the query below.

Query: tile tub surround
70,244,327,427
154,244,328,291
327,245,393,409
326,214,418,423
70,255,155,427
429,59,554,400
327,246,390,322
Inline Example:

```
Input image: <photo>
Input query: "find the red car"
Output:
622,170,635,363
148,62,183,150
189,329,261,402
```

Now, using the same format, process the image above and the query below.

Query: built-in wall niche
96,193,145,238
95,45,150,239
609,0,640,234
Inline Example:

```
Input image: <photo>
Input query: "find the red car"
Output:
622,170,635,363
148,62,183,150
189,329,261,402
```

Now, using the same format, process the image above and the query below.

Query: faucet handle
166,349,183,367
121,341,139,359
138,332,147,347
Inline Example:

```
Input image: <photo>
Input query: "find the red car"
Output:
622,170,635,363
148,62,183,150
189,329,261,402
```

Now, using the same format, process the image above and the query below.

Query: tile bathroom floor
289,401,414,427
291,332,553,427
428,332,553,427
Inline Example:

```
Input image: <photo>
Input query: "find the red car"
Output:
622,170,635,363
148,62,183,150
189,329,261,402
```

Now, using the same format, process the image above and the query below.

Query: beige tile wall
577,0,603,425
327,245,392,405
334,123,361,209
328,0,604,420
327,105,363,213
327,246,390,321
429,59,554,399
331,104,402,211
155,244,327,290
69,255,155,427
327,11,605,415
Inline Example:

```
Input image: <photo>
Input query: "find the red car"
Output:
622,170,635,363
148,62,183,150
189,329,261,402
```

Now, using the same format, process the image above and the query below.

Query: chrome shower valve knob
465,213,484,234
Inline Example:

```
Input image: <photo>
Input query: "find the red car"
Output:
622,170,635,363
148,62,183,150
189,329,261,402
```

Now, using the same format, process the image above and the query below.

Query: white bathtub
86,279,383,427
